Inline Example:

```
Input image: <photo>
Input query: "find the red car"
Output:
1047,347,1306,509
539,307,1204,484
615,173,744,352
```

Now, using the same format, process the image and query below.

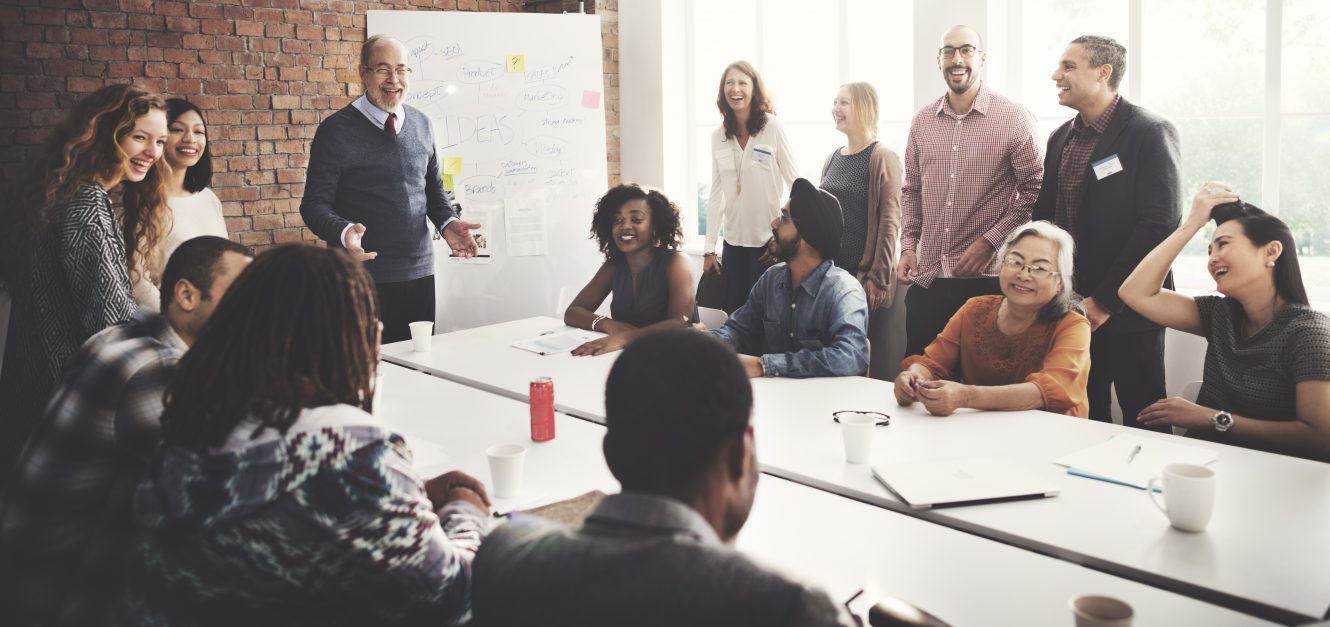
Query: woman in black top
565,184,696,356
1120,183,1330,461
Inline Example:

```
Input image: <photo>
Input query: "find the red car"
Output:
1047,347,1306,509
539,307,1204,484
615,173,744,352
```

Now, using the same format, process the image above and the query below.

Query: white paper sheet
510,328,605,355
1054,434,1218,489
446,202,494,265
503,196,548,256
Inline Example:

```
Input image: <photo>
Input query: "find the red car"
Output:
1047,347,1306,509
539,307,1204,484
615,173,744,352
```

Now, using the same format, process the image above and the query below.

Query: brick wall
0,0,620,251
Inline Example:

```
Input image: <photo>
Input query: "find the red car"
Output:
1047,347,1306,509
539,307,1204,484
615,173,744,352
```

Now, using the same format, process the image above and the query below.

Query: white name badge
1091,154,1124,180
751,144,774,167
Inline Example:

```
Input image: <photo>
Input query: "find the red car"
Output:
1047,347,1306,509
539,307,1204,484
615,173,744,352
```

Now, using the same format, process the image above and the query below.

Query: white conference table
384,317,1330,623
375,362,1273,626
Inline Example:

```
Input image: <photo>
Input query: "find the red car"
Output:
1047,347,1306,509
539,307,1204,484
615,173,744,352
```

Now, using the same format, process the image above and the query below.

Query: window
680,0,914,250
1010,0,1330,302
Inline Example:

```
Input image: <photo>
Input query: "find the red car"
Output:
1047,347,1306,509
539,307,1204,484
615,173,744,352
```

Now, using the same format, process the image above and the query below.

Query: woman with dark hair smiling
133,98,229,310
122,245,491,625
1120,184,1330,461
703,61,800,313
564,183,696,356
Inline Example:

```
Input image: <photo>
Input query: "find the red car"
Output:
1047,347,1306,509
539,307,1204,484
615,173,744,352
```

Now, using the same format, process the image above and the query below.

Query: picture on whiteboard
448,203,493,265
504,196,548,257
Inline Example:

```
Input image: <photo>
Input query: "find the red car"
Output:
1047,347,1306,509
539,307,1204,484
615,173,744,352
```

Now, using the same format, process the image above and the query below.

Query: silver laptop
872,456,1061,509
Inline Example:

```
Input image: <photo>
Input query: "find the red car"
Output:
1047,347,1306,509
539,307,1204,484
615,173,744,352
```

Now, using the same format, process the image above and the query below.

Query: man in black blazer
1033,35,1181,430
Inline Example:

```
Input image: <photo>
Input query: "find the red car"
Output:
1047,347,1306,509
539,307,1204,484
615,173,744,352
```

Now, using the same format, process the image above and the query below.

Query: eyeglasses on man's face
939,45,980,59
369,66,413,80
1000,255,1059,279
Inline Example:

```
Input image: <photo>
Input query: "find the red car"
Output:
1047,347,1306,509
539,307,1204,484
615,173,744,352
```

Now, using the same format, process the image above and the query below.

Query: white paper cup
1148,463,1216,533
839,413,878,464
409,321,434,352
486,444,527,499
1069,595,1133,627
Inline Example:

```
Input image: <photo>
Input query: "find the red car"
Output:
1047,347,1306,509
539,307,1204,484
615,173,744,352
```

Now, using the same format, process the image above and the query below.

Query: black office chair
868,597,952,627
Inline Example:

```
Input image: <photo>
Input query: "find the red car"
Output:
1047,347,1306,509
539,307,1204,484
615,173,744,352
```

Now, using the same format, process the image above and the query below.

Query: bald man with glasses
897,25,1044,361
300,35,480,343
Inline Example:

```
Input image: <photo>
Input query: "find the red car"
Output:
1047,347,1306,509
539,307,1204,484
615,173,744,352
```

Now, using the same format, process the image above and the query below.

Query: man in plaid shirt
1034,36,1181,428
898,25,1044,359
0,235,252,626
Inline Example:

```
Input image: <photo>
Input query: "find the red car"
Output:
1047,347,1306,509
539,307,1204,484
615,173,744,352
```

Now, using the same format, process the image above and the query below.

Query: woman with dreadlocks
120,245,493,626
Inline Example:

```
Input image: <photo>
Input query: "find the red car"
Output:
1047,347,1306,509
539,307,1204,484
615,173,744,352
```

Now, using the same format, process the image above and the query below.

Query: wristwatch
1212,410,1234,432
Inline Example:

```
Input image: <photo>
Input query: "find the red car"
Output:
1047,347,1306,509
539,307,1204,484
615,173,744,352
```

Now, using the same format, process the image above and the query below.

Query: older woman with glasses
895,221,1091,417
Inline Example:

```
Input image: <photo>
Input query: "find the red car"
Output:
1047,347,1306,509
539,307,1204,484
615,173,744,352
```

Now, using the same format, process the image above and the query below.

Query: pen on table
1126,444,1142,464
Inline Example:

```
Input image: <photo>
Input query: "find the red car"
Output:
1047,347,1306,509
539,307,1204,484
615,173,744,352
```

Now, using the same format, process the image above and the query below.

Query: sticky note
443,156,463,175
581,90,601,109
506,54,525,73
441,173,454,192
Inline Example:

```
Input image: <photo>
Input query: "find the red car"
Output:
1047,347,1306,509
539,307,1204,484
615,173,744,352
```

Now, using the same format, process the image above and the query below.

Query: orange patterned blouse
902,295,1091,417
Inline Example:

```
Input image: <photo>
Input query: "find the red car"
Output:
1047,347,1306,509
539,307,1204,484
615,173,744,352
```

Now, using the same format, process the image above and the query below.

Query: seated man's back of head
471,330,853,627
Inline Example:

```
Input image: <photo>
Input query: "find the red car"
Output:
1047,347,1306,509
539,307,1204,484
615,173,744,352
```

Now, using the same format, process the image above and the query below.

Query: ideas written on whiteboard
504,196,548,257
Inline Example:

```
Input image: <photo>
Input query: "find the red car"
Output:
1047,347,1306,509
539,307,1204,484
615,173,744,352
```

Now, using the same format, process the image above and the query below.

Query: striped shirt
900,85,1043,288
1055,94,1121,235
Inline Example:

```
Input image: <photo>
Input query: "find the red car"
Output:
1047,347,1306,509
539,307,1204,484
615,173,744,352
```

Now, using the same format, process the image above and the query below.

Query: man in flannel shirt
0,236,252,626
898,25,1044,359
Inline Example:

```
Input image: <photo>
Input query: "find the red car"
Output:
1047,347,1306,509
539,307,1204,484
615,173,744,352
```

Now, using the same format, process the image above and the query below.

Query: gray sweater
299,104,457,283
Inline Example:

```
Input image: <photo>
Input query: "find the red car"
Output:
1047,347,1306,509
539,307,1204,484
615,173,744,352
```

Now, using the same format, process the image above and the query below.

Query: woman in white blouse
704,61,799,313
133,98,229,310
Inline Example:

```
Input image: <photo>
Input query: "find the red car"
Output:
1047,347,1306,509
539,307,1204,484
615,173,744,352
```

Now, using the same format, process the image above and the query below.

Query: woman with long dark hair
1120,184,1330,460
564,183,695,356
703,61,799,313
122,245,492,626
0,83,170,474
133,98,228,310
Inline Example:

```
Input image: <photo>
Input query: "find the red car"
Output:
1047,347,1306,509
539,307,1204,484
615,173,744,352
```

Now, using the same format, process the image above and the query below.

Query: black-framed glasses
939,45,980,59
999,255,1060,280
832,410,890,426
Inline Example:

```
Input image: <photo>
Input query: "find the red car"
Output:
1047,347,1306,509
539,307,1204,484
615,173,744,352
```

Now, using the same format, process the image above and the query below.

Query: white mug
1069,595,1133,627
1148,463,1216,533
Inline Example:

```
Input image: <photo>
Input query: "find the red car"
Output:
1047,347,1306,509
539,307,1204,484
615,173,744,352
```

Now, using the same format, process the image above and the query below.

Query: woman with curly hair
564,184,697,356
0,83,171,476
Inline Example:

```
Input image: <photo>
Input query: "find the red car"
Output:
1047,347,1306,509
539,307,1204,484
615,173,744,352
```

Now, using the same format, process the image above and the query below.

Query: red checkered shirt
1055,94,1121,236
900,85,1043,288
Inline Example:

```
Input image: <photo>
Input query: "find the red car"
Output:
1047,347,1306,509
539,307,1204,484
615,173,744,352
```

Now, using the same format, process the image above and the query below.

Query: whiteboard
367,11,608,332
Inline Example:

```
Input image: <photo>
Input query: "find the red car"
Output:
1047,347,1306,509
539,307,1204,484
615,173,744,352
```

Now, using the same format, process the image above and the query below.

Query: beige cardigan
821,141,903,309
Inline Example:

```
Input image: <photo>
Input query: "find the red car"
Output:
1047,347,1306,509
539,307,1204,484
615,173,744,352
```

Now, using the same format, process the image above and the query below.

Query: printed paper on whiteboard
504,197,548,257
447,202,494,265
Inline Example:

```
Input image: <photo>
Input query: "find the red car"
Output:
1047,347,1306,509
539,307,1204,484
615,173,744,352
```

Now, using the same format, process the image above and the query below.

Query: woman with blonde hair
703,61,799,313
0,83,171,475
822,82,903,379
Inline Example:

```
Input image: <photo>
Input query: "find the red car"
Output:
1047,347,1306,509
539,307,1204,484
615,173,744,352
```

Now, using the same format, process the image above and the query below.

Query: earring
1266,260,1276,268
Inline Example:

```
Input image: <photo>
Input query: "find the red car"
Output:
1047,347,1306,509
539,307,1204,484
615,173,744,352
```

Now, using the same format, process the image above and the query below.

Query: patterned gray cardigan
0,183,137,477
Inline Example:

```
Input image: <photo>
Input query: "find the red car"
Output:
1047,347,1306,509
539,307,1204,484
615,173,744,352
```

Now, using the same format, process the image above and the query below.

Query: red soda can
530,377,556,442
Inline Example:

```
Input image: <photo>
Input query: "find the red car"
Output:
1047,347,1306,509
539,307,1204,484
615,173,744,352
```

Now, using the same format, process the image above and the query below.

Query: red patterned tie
385,112,397,136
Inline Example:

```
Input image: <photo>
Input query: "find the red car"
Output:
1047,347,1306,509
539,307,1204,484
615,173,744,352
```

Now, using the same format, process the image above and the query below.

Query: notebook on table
872,456,1061,509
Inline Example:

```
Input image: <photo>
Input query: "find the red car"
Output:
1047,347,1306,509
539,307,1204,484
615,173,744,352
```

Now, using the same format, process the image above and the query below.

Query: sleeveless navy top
610,249,677,328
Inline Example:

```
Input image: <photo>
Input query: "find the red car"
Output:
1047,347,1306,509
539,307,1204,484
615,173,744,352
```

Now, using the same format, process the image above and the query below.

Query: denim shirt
711,260,868,378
